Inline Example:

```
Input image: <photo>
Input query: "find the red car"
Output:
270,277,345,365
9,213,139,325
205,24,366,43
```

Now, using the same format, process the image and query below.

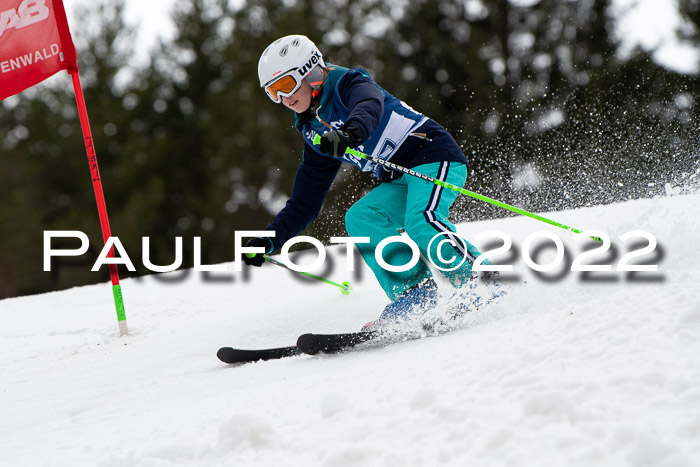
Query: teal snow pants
345,161,483,301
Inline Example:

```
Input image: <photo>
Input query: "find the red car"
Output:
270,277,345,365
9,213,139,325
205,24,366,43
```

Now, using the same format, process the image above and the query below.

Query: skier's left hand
242,237,271,267
319,124,363,158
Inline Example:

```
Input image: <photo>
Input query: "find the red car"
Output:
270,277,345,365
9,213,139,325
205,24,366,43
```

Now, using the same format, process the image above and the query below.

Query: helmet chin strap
305,65,326,111
309,88,321,111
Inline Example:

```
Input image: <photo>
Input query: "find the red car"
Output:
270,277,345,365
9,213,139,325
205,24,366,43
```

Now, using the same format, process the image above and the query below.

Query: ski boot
361,278,439,333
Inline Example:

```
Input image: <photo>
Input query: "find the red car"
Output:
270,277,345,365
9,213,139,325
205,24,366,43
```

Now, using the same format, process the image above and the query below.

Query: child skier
243,35,486,328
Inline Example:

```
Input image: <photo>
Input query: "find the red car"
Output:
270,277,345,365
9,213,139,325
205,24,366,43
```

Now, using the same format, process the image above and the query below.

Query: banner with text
0,0,77,100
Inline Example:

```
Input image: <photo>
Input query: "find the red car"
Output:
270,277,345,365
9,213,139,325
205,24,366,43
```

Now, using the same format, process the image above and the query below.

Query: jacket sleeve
264,145,342,252
337,69,385,140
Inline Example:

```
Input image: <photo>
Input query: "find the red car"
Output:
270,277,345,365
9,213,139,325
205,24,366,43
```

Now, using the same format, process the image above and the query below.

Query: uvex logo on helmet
296,50,322,79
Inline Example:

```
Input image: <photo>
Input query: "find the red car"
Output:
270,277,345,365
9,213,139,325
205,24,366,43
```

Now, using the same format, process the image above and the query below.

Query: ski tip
296,333,321,355
217,345,302,364
217,347,237,364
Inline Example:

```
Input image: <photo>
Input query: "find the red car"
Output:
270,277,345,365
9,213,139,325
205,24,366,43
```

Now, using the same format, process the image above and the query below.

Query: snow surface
2,193,700,467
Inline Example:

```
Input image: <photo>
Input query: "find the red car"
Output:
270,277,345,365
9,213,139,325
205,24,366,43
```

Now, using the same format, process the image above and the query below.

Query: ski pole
312,135,601,242
248,252,352,295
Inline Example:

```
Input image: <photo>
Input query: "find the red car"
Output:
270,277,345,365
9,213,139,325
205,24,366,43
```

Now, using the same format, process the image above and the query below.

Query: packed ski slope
1,192,699,467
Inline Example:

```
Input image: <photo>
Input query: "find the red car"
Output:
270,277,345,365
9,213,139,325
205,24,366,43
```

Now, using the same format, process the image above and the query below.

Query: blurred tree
113,0,238,269
364,0,698,220
677,0,700,42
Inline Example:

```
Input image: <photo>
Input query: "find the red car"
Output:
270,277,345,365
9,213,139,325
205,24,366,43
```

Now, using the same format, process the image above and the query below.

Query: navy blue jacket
264,68,469,253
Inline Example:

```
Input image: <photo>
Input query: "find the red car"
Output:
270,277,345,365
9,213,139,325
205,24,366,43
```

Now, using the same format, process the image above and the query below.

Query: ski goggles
264,72,302,104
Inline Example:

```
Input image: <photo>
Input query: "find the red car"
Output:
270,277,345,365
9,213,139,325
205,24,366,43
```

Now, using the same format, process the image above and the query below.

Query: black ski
218,331,378,364
217,345,301,364
296,331,378,355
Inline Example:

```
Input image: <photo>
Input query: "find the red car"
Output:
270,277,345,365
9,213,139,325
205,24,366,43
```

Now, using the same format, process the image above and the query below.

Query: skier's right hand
242,237,271,267
319,124,363,158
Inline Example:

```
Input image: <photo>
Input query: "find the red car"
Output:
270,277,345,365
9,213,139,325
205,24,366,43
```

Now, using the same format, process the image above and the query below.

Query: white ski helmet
258,34,326,103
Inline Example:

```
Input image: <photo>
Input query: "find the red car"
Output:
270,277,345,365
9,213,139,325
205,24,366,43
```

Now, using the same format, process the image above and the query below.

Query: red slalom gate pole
70,70,128,336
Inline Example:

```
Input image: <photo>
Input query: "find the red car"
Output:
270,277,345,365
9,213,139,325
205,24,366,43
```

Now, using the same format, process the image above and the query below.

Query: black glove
242,237,271,267
319,124,363,158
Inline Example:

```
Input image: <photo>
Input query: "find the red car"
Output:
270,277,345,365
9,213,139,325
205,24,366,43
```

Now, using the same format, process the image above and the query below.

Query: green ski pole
312,134,601,242
246,252,352,295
